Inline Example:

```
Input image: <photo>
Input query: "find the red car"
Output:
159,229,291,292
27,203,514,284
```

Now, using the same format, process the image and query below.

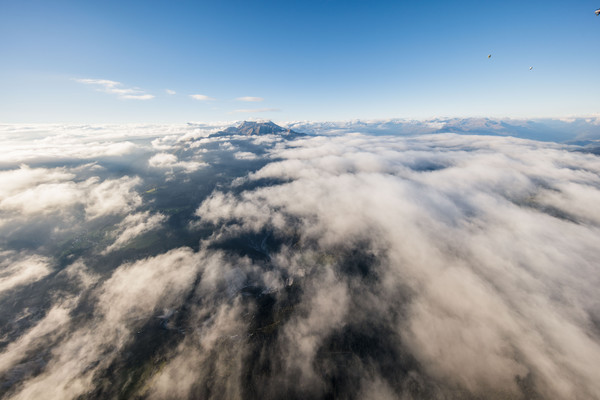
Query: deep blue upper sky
1,0,599,123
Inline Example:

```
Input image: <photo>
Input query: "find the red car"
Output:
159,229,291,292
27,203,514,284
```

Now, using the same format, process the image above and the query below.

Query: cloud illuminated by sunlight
74,78,154,100
190,94,215,101
230,108,280,113
235,96,263,102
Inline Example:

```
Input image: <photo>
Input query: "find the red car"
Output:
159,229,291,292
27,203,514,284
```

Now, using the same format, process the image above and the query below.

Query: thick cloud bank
0,123,599,399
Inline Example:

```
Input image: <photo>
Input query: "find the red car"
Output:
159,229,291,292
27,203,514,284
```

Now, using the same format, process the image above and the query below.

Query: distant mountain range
286,117,600,144
205,118,600,153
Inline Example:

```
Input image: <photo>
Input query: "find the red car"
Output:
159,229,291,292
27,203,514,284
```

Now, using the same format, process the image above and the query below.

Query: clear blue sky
1,0,599,123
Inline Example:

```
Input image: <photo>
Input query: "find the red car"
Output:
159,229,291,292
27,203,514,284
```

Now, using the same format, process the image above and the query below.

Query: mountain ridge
212,121,303,137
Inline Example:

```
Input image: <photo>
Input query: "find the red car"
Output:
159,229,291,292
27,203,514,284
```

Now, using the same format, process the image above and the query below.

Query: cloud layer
192,133,600,399
0,123,599,399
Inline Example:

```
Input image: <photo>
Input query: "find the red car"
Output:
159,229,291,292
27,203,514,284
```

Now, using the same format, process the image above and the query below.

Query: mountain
212,121,302,137
286,117,600,143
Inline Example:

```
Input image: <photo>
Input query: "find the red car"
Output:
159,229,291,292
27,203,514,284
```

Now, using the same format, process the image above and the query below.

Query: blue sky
1,0,599,123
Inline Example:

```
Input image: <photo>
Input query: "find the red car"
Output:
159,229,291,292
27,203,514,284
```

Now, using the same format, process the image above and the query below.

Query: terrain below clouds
0,121,599,399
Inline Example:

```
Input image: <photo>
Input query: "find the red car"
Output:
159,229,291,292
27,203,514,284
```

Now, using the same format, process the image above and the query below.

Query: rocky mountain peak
216,121,301,136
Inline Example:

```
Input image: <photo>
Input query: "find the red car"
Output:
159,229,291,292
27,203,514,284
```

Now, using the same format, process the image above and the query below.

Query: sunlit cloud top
235,97,263,102
230,108,280,114
189,94,215,101
74,78,154,100
0,122,599,398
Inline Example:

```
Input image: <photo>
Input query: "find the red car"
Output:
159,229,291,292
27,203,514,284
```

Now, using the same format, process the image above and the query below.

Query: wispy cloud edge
235,96,264,102
74,78,154,100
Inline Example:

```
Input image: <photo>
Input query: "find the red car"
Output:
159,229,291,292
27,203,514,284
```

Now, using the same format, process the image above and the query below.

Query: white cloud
0,138,138,164
0,298,76,376
165,89,176,95
146,300,247,399
190,94,215,101
60,260,100,290
0,181,82,215
75,78,154,100
0,165,75,200
121,93,154,100
192,133,600,399
233,151,258,160
75,78,120,88
103,211,166,253
279,266,350,389
219,141,236,151
148,152,207,173
8,248,204,400
0,251,52,295
235,96,263,102
0,167,142,219
148,152,177,167
150,135,180,151
230,108,280,113
84,176,142,219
